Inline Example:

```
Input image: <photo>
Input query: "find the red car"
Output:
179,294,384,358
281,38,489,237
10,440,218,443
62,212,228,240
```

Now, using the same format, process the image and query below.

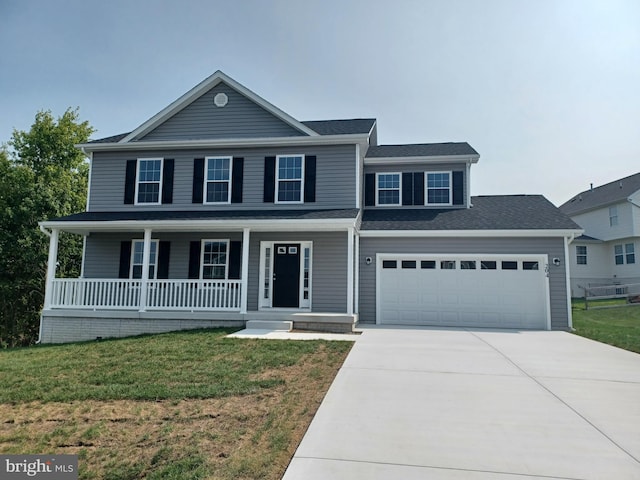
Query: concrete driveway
283,327,640,479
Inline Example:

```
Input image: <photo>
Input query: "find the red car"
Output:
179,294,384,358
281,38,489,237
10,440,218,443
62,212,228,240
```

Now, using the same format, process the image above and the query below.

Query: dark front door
273,243,301,308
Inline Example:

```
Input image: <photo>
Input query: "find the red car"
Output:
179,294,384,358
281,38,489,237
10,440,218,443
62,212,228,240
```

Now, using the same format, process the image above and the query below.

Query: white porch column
240,227,250,314
139,228,152,312
354,232,360,314
347,227,354,315
43,228,59,309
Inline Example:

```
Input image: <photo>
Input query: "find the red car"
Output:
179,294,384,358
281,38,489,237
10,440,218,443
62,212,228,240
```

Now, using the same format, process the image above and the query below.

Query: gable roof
366,142,478,159
559,172,640,216
120,70,319,143
361,195,580,232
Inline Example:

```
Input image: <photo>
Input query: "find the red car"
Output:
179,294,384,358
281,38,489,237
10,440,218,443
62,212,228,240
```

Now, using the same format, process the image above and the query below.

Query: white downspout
347,227,354,316
565,233,576,330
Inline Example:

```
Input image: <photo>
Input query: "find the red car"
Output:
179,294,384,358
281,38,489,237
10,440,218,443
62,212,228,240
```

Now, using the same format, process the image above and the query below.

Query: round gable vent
213,92,228,107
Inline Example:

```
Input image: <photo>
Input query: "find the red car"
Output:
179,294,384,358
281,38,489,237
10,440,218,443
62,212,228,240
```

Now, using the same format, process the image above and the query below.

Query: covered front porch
38,210,360,343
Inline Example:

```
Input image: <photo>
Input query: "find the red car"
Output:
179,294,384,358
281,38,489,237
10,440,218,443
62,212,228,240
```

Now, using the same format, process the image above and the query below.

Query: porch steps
245,320,293,331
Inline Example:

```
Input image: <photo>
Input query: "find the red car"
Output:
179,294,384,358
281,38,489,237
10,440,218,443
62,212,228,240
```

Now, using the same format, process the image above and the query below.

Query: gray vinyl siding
364,162,466,209
139,83,305,141
84,232,243,279
358,236,570,329
89,144,357,211
84,231,349,314
247,232,348,313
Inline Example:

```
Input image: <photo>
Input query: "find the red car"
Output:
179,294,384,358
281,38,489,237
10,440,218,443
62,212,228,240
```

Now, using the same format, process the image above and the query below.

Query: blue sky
1,0,638,205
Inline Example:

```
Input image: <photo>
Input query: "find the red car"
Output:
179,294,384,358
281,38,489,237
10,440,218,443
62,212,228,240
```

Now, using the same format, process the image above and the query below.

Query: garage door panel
379,255,548,329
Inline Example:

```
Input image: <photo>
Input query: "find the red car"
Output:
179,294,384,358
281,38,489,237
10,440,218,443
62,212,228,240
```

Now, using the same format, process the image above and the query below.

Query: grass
572,299,640,353
0,329,353,479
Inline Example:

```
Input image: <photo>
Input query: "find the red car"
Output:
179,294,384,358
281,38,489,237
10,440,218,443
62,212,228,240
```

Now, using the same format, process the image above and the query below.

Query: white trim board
77,133,370,153
360,229,584,238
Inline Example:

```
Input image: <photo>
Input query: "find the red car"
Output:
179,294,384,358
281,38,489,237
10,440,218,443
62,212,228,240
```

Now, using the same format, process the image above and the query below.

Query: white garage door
377,254,549,329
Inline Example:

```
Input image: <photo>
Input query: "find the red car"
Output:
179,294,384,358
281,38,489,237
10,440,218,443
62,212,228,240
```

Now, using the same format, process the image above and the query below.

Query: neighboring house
559,172,640,297
38,71,581,343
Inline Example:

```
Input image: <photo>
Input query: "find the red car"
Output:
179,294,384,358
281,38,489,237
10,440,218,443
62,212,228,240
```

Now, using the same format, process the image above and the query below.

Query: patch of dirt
0,344,351,479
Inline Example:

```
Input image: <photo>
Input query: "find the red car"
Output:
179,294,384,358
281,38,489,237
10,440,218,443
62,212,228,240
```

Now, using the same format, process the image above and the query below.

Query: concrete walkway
283,326,640,479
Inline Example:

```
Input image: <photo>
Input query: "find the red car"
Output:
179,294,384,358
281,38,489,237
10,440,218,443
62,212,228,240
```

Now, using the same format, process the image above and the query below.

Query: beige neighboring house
559,172,640,297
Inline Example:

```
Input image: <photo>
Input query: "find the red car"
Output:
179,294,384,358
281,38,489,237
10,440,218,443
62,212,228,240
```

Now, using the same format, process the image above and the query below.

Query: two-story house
38,71,581,343
559,172,640,297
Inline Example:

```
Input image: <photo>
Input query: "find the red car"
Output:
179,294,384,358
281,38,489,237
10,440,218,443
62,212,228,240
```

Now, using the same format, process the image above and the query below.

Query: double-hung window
576,245,587,265
376,173,401,206
136,159,163,204
130,240,159,279
201,240,229,279
426,172,452,205
276,155,304,203
615,243,635,265
626,243,635,264
609,206,618,226
615,245,624,265
205,157,231,203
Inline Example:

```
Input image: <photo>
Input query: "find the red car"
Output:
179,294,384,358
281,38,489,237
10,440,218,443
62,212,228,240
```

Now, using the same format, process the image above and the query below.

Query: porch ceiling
40,209,360,234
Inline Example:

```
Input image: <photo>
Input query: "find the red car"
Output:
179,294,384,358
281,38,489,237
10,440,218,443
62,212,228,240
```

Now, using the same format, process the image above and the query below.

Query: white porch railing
50,278,242,311
147,279,242,311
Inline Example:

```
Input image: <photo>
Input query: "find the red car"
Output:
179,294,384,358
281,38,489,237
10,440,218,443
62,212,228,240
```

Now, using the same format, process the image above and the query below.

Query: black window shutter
157,241,171,279
452,171,464,205
228,241,242,280
124,160,137,204
402,172,414,206
231,157,244,203
304,155,316,203
364,173,375,206
413,172,425,205
192,158,205,203
264,156,276,203
119,241,132,278
161,159,174,204
188,241,201,279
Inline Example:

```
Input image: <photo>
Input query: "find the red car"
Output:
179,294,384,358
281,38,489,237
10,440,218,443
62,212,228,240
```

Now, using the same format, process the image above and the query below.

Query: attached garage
376,254,550,329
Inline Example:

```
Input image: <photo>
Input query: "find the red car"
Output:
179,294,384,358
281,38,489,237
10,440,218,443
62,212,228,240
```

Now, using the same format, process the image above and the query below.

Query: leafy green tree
0,108,94,346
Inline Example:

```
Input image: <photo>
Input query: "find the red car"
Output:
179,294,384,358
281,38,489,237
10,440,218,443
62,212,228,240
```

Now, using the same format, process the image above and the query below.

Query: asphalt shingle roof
366,143,478,158
559,172,640,216
361,195,580,231
302,119,376,135
88,119,376,144
48,209,360,223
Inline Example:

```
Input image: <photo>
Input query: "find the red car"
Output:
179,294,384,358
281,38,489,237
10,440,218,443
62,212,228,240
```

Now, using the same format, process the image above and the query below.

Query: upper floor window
426,172,452,205
205,157,231,204
201,240,229,279
131,240,158,279
576,245,587,265
136,159,163,204
276,155,304,203
609,206,618,226
614,243,635,265
376,173,401,206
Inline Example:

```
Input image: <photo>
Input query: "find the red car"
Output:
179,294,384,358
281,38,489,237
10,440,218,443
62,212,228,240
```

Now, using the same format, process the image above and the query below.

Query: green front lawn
572,300,640,353
0,329,353,479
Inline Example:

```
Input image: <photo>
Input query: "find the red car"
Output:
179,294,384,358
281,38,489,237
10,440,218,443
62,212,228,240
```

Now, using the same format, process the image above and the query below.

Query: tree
0,108,94,347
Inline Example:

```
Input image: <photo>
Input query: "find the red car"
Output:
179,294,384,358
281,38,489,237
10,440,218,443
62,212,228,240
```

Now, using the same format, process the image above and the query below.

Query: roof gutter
359,229,584,238
39,217,359,235
364,154,480,165
76,133,371,154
